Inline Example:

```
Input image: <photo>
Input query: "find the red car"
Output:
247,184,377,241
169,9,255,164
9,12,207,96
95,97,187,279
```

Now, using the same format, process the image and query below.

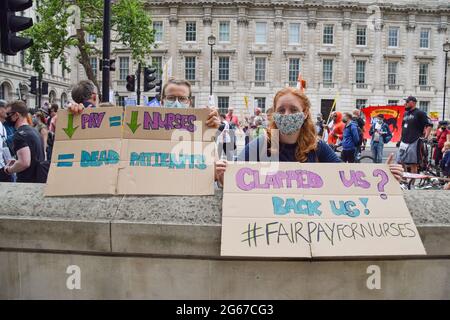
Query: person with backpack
341,112,361,163
214,88,404,186
3,101,48,183
369,114,392,163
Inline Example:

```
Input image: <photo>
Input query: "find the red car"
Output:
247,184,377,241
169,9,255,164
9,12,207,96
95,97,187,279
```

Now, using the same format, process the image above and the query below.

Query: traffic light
143,67,157,92
126,75,135,92
29,76,37,95
155,80,162,101
41,81,48,95
0,0,34,55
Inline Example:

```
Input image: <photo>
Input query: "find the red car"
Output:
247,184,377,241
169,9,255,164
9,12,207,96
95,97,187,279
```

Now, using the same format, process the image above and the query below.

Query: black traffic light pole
101,0,111,102
136,63,141,105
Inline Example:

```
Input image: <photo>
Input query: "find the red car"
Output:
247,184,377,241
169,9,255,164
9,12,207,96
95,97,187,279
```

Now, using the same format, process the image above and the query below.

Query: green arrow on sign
126,111,141,134
63,113,79,138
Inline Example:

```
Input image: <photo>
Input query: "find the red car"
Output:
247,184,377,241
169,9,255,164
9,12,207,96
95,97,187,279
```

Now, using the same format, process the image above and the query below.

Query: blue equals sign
57,153,75,167
109,116,122,127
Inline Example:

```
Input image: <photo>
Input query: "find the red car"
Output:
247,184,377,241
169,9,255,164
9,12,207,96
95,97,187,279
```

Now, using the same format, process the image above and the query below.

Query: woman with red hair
215,88,404,186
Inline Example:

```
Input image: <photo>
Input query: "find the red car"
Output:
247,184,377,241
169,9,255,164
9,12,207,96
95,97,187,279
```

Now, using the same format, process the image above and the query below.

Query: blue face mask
164,100,190,108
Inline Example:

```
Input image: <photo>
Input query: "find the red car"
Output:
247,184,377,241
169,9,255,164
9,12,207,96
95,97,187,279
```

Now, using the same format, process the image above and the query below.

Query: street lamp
208,34,216,96
443,38,450,121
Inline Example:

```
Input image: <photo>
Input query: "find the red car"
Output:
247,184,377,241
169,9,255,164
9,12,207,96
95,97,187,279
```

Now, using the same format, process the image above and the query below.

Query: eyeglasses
164,95,191,104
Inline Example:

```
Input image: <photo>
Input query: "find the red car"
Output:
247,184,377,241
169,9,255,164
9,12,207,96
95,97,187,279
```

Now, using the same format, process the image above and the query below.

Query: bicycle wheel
357,156,375,163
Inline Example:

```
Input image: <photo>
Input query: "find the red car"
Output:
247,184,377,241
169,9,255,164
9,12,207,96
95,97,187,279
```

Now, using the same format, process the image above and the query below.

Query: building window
356,26,367,46
151,56,163,81
218,57,230,81
289,23,301,44
356,99,367,109
90,57,97,77
219,21,230,42
1,54,7,63
288,58,300,86
0,83,6,100
356,60,366,84
418,101,429,113
185,57,196,81
419,63,428,86
185,22,196,42
388,100,399,105
218,96,229,114
191,96,195,108
387,61,398,85
388,27,399,47
119,57,130,80
420,28,430,49
87,34,97,43
153,21,163,43
255,22,267,44
254,97,266,112
255,57,266,85
323,24,334,45
323,59,333,84
50,59,54,75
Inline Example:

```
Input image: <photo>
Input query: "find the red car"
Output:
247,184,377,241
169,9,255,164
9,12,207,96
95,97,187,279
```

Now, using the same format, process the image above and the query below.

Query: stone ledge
0,183,449,225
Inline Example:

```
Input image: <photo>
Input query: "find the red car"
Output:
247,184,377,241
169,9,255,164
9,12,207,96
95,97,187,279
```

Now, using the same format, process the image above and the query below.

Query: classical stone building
131,0,450,119
0,2,72,109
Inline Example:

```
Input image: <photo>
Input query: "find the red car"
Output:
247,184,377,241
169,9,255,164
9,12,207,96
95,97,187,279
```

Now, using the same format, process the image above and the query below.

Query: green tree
23,0,155,97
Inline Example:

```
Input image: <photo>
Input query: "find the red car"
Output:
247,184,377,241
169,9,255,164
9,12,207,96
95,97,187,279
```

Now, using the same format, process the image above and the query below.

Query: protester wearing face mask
215,88,404,186
369,114,392,163
397,96,433,173
160,78,220,129
3,101,45,183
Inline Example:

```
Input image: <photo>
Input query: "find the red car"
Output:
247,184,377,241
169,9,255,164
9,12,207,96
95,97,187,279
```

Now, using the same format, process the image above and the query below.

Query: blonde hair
444,141,450,151
267,88,318,162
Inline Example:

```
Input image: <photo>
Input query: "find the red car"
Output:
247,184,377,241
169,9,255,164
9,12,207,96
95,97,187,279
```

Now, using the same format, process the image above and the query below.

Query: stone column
236,6,249,86
341,11,352,89
437,16,448,95
203,6,212,86
373,20,384,92
273,9,284,87
306,9,317,89
168,6,179,78
405,13,416,93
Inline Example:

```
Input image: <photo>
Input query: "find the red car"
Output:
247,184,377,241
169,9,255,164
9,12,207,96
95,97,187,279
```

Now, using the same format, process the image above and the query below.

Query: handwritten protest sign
45,107,215,196
221,162,426,258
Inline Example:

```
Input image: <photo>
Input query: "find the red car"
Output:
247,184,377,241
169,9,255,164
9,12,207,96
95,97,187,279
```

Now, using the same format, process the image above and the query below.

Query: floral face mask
273,112,306,135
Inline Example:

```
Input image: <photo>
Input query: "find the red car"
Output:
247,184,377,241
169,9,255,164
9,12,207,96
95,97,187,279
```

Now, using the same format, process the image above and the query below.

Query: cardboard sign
221,162,426,258
45,107,215,196
122,107,212,141
362,106,405,143
55,107,123,141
